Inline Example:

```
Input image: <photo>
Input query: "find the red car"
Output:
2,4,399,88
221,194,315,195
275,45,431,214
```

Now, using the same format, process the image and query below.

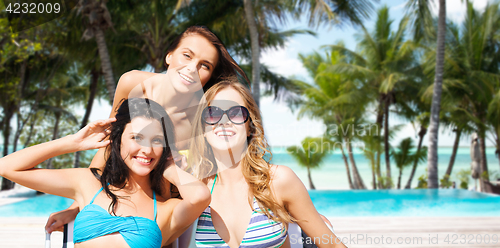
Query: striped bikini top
73,187,162,248
195,175,287,247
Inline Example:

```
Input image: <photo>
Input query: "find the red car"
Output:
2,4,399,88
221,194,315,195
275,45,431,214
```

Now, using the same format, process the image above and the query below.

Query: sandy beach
1,216,500,248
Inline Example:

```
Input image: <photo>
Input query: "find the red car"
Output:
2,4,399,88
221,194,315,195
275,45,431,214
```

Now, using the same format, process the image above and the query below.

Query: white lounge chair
46,221,74,248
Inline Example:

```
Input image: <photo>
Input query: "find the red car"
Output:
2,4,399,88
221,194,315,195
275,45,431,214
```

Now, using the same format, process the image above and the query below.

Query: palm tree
392,137,427,189
441,104,475,178
75,0,116,101
112,0,181,72
404,112,429,189
39,69,82,169
287,137,331,189
294,48,369,189
426,0,446,189
360,124,384,189
421,2,500,189
328,7,419,188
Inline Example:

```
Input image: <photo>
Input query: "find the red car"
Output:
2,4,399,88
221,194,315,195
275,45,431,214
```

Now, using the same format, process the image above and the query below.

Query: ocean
269,146,499,189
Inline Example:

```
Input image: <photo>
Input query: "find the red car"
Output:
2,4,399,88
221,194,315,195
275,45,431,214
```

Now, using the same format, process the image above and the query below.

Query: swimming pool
0,194,73,217
310,189,500,217
1,189,499,217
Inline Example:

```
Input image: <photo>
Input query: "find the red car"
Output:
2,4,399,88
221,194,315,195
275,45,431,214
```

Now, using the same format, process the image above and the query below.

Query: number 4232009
6,2,61,14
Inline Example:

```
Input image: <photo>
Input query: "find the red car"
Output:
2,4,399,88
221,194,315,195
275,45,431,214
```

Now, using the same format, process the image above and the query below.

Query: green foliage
377,176,393,188
456,169,470,190
440,174,452,189
287,137,332,169
416,173,428,189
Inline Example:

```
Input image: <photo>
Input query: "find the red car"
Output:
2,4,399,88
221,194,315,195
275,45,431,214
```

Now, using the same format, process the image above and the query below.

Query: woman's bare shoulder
113,70,160,108
117,70,157,90
269,164,300,188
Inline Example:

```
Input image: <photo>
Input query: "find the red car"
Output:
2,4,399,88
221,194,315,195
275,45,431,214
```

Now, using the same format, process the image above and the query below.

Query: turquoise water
1,189,499,217
0,194,73,217
269,147,500,189
310,189,500,217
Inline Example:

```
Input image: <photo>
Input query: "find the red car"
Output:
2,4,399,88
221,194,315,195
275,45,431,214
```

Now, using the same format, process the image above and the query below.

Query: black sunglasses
202,106,250,125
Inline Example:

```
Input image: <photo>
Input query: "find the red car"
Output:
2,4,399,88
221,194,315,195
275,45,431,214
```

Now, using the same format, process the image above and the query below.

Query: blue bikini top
73,187,162,248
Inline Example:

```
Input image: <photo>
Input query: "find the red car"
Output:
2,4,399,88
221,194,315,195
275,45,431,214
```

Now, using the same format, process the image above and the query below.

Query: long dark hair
164,26,250,92
91,98,175,215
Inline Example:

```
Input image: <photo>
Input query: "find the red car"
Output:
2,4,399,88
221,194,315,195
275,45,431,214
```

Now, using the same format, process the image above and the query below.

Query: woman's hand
71,118,116,151
45,206,80,233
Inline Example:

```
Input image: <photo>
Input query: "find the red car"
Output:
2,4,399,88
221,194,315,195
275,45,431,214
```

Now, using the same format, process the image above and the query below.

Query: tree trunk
1,107,15,190
2,108,14,157
12,111,30,152
371,157,377,189
497,135,500,172
46,112,61,170
427,0,446,189
397,168,403,189
445,129,461,177
307,167,315,190
478,132,489,191
12,113,22,152
376,153,383,189
243,0,261,107
339,146,354,189
346,138,366,189
94,27,115,101
384,97,392,188
74,70,100,168
23,112,38,148
405,125,427,189
375,99,384,189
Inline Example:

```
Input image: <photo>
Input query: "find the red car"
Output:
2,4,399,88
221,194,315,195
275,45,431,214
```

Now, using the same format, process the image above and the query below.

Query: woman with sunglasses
189,78,346,248
45,26,248,241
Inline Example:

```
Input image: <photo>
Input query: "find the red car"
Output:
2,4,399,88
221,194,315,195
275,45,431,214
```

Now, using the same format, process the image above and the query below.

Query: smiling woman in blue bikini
189,78,347,248
0,98,210,247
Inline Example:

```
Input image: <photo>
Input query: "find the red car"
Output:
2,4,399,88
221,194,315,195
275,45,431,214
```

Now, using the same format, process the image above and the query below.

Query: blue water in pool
1,189,499,217
0,194,73,217
310,189,500,217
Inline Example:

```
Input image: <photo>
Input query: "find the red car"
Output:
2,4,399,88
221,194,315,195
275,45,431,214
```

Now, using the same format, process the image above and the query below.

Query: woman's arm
162,156,211,244
273,165,347,248
0,119,114,199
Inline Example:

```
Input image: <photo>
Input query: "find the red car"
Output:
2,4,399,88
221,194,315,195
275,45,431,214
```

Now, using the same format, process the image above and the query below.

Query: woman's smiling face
120,117,165,177
165,34,219,93
204,87,250,153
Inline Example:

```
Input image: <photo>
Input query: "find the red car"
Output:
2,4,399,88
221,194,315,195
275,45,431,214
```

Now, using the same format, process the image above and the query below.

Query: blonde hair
188,78,293,226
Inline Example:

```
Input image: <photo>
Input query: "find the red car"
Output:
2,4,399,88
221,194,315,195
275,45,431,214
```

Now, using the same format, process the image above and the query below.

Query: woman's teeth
179,73,195,84
216,131,235,137
135,157,152,163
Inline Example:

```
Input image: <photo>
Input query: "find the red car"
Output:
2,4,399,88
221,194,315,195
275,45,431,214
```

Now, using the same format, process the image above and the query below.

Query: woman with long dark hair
0,98,210,247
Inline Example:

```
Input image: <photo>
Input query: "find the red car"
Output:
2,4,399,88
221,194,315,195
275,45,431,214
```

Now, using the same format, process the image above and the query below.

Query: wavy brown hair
188,78,293,226
164,26,249,92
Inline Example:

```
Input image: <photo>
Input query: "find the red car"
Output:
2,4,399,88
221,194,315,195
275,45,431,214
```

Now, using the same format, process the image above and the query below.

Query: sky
85,0,494,148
